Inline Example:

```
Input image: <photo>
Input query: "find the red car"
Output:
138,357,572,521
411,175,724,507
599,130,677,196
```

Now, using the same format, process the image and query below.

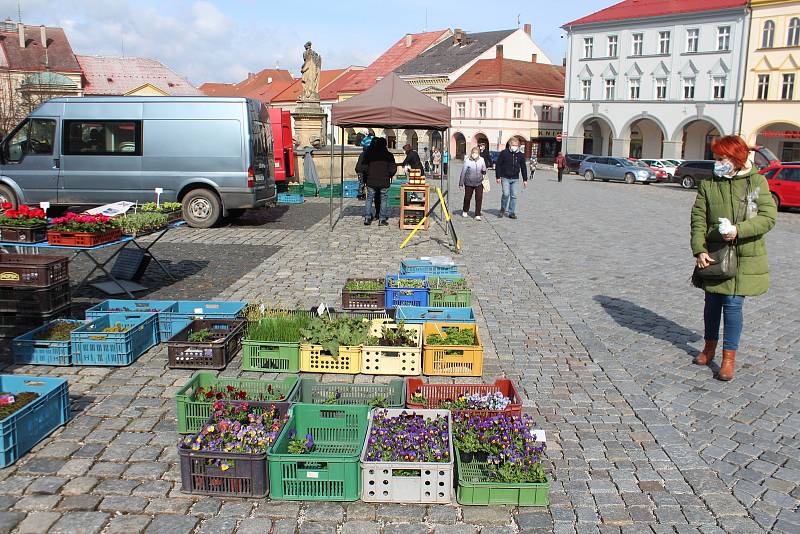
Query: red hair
711,135,750,169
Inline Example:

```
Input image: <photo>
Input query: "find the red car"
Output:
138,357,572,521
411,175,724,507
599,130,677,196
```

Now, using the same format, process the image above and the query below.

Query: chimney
18,23,24,48
531,53,537,63
248,72,255,79
405,34,413,47
40,25,46,48
453,28,464,46
267,76,273,84
523,23,531,37
562,57,567,67
496,44,504,60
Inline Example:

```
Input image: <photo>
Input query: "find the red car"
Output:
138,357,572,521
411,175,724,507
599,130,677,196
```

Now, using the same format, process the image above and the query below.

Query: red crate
0,255,69,288
405,378,523,418
47,228,122,247
0,224,48,244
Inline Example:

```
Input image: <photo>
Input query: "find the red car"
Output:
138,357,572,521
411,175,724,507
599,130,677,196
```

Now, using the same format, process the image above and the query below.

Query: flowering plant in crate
192,384,286,402
0,203,47,226
410,390,512,411
49,212,118,232
364,410,450,464
287,429,316,454
453,413,547,483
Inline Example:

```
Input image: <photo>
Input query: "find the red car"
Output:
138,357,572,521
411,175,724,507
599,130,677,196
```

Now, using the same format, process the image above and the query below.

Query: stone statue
300,41,322,102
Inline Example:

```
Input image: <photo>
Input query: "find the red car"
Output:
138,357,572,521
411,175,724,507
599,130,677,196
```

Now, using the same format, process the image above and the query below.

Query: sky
0,0,613,85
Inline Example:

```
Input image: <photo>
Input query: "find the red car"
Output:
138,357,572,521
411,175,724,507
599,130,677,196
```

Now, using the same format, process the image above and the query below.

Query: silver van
0,96,276,227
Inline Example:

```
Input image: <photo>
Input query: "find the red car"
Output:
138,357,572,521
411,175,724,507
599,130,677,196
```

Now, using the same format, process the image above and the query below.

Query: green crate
428,277,472,308
456,452,550,506
319,184,344,198
288,184,303,195
242,340,300,373
268,403,369,501
175,372,299,434
303,182,318,197
287,378,405,407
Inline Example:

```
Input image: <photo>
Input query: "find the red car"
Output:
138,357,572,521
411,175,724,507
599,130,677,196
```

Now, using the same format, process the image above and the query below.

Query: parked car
0,96,277,228
762,163,800,210
673,160,714,189
565,153,588,174
640,158,678,178
578,156,658,184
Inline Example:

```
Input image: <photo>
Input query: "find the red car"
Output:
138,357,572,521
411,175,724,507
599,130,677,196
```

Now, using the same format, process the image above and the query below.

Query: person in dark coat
362,137,396,226
479,143,493,170
401,144,425,176
494,138,528,219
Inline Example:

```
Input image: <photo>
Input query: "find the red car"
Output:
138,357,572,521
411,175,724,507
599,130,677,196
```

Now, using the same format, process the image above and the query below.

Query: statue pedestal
292,102,327,148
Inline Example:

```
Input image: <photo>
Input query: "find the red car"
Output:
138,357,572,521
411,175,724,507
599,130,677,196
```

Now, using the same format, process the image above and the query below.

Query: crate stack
0,254,71,338
400,170,429,230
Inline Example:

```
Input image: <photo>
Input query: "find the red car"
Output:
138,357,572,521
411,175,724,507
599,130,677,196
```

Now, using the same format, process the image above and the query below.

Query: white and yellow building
741,0,800,161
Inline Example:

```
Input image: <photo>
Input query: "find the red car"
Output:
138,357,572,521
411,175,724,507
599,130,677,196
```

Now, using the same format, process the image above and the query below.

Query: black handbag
695,177,751,282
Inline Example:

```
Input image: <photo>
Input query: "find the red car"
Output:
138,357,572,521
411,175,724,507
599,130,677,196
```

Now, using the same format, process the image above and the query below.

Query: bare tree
0,68,75,138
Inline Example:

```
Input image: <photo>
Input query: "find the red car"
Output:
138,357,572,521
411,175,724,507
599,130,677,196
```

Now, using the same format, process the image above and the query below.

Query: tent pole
329,121,334,231
339,127,344,225
444,127,450,223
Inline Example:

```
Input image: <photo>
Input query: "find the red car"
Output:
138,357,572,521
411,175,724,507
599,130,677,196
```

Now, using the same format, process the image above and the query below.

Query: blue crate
85,300,177,342
400,259,460,276
0,374,70,467
385,274,429,309
342,180,359,198
71,313,159,366
277,193,304,204
343,189,358,198
11,320,86,366
161,301,246,341
395,306,476,324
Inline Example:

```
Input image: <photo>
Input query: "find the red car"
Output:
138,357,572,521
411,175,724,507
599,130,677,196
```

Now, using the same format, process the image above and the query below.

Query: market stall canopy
331,72,451,131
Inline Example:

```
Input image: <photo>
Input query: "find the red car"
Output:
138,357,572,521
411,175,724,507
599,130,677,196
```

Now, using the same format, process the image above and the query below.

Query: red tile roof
77,55,202,96
0,25,80,72
271,68,348,103
200,68,294,102
447,58,565,96
337,29,451,95
564,0,748,27
320,69,362,101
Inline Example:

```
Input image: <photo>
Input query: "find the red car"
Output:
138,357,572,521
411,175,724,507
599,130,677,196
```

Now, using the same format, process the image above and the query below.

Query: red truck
269,108,295,182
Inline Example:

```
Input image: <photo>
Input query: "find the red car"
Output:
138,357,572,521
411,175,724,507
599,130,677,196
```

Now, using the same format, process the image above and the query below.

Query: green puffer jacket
690,166,776,296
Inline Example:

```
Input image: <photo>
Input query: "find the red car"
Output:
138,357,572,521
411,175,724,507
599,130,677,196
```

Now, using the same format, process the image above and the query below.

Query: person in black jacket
401,144,425,176
494,138,528,219
361,137,396,226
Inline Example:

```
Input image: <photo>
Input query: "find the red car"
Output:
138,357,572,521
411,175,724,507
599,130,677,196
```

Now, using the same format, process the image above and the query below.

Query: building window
659,31,671,54
712,76,726,99
581,79,592,100
456,102,465,117
683,77,696,99
607,35,618,57
584,37,594,58
558,107,564,122
655,78,667,100
758,74,770,100
782,73,795,100
632,33,643,56
542,105,551,121
717,26,731,51
629,78,640,99
604,79,616,100
789,17,800,46
762,20,775,48
64,121,141,156
435,96,442,103
686,29,699,53
513,102,522,119
478,101,487,118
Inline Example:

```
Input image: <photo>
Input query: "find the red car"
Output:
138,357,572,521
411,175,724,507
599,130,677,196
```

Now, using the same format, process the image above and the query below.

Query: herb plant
387,277,426,289
300,317,371,356
33,321,81,341
425,326,476,346
119,212,169,235
345,279,384,292
366,321,418,347
187,328,215,342
364,410,450,463
245,314,311,343
140,202,182,213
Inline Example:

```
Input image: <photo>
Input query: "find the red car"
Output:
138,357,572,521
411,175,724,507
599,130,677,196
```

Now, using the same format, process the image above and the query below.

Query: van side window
63,120,141,156
5,119,56,162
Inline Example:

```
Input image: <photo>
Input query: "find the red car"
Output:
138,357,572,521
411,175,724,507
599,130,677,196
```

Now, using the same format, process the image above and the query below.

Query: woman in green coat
690,135,776,381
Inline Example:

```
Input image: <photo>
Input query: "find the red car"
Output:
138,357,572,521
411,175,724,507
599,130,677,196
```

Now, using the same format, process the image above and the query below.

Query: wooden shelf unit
400,184,429,230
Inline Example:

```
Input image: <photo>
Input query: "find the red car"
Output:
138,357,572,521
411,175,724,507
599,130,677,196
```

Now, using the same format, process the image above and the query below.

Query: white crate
360,408,454,503
361,322,423,376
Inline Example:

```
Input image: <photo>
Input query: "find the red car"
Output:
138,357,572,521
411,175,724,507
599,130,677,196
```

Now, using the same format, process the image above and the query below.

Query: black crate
0,255,69,288
0,304,72,338
166,319,246,370
0,282,71,314
341,278,386,310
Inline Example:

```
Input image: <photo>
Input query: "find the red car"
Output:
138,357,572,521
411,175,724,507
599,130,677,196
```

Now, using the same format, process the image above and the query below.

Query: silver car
578,156,657,184
0,96,276,228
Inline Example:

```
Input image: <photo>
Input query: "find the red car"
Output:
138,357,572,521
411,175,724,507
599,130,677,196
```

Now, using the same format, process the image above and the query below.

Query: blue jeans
365,186,388,221
704,293,745,350
500,177,520,214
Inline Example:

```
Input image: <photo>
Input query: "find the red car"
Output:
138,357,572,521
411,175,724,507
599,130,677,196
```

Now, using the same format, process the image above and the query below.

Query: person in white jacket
459,147,487,220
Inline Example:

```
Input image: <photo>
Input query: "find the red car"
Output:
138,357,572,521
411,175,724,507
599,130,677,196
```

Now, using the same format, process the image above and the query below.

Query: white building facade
562,3,751,160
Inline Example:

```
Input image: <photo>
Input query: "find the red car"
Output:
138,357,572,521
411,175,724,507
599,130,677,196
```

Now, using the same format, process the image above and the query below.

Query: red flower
4,209,18,218
226,385,235,393
237,390,247,400
1,202,10,210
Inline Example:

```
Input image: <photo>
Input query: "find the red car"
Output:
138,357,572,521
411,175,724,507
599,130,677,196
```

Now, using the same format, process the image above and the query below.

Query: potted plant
47,212,121,247
119,211,169,237
140,201,183,222
298,317,371,374
0,203,48,243
361,321,423,375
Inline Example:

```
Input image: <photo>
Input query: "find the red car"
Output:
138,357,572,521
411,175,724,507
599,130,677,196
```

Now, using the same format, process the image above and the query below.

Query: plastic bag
420,256,455,267
718,217,735,236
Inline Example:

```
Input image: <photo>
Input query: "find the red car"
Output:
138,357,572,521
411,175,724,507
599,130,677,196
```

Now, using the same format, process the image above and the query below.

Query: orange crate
47,228,122,247
299,344,361,374
405,378,522,418
422,322,483,377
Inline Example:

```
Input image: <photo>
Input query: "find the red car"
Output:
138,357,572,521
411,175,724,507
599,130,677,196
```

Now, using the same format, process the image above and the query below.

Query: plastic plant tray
11,319,85,366
427,277,471,308
299,344,361,374
361,322,422,376
267,403,370,501
0,374,70,467
456,451,549,506
160,300,246,340
385,274,429,309
400,259,460,276
166,319,246,370
341,278,386,310
287,378,405,407
84,299,178,342
360,408,454,503
71,312,159,366
242,339,300,373
422,322,483,377
405,378,523,418
395,306,475,324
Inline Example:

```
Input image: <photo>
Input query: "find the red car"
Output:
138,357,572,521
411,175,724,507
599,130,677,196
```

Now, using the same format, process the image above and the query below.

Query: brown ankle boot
716,350,736,381
693,340,718,365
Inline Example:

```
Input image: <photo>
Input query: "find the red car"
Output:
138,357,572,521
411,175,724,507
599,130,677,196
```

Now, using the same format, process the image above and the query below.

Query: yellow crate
362,322,423,376
422,322,483,377
299,343,361,374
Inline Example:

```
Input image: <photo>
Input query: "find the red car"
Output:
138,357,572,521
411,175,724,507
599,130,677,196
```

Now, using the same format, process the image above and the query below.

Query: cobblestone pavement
0,172,796,533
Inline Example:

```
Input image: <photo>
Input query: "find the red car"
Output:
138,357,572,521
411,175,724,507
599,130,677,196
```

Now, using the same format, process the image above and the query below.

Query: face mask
510,146,519,153
714,161,734,177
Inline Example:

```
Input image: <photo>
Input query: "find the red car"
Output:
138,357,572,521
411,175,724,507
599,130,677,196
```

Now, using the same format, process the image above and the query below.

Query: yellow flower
220,463,229,471
207,425,215,433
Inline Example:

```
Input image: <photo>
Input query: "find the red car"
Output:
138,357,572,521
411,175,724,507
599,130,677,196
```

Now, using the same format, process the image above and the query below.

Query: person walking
354,133,372,200
361,137,396,226
555,152,566,182
432,147,442,176
479,143,492,169
459,147,487,220
401,144,425,176
690,135,776,381
494,138,528,219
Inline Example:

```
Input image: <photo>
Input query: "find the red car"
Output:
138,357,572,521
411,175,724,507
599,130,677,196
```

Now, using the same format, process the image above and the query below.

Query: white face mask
510,145,519,153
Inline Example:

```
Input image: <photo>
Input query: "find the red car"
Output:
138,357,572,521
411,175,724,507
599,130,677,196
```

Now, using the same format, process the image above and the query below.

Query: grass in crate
0,392,38,419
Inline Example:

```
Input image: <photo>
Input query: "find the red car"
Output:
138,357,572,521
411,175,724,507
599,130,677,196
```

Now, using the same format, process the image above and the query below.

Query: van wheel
0,184,17,211
681,176,695,189
584,171,594,181
625,173,636,184
183,189,221,228
772,192,781,211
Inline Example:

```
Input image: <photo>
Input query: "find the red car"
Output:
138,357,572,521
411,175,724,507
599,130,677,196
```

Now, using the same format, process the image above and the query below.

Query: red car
761,163,800,210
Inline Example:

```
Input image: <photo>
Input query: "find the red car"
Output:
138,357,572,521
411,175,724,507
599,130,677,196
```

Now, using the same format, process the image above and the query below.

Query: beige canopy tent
328,72,452,229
